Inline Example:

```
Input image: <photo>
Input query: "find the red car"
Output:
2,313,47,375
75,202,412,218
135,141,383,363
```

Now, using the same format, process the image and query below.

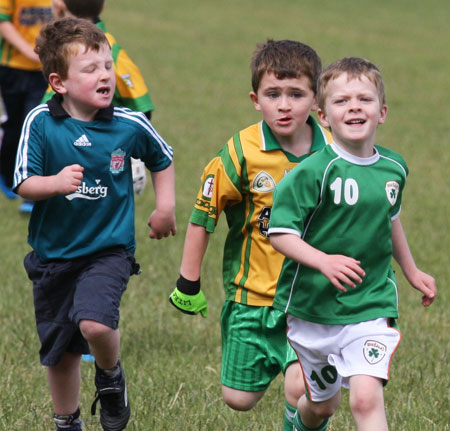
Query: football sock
283,401,297,431
98,361,120,378
293,411,329,431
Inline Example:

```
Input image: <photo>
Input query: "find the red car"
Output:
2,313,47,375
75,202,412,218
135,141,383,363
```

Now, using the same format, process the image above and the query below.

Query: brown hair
63,0,104,19
317,57,386,109
250,39,322,93
35,17,109,82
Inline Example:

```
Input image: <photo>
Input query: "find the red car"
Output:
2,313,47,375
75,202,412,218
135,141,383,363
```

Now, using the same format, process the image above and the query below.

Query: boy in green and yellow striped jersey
170,39,332,430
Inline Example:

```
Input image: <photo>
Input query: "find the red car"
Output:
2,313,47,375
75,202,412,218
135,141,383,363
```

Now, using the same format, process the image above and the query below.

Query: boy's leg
47,352,84,430
294,391,340,430
221,385,265,411
72,248,137,431
284,362,304,431
78,320,120,369
47,352,82,415
349,375,387,431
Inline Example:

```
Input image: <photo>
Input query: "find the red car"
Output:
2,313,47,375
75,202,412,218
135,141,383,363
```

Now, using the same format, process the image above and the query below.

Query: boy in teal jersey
169,40,332,430
269,57,436,431
13,18,176,431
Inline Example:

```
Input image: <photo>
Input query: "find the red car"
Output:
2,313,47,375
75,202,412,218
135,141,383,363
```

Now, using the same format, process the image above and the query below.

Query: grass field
0,0,448,430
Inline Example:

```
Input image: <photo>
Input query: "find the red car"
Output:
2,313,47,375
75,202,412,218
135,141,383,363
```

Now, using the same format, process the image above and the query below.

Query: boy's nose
278,95,291,110
348,99,361,111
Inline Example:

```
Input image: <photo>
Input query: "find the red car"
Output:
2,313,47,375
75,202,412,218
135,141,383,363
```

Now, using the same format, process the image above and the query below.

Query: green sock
283,401,297,431
293,411,329,431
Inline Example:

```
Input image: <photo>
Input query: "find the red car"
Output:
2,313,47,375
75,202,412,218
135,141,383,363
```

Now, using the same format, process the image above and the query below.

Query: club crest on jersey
363,340,387,364
252,171,276,193
110,148,126,174
202,175,215,200
385,181,400,206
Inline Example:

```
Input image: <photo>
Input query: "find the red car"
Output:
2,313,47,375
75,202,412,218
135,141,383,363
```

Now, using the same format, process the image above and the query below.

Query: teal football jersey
14,96,172,261
269,142,408,325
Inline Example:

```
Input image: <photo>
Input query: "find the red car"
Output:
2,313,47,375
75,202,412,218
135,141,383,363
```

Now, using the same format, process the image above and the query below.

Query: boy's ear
317,108,330,128
48,72,68,95
249,91,261,111
378,104,388,125
311,97,319,112
51,0,67,19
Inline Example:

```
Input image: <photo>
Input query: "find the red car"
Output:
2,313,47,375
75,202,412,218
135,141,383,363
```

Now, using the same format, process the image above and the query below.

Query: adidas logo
73,134,92,147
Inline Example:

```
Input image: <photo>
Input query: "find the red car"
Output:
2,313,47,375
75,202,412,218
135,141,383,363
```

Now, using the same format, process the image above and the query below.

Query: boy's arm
270,233,365,292
169,222,209,317
148,162,176,239
392,218,436,306
0,21,40,63
180,222,210,281
16,164,84,200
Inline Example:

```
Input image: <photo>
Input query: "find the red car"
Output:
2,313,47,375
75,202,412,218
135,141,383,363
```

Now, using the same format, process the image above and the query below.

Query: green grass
0,0,449,429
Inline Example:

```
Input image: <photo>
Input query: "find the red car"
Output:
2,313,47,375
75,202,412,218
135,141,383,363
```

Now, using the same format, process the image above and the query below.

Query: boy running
269,57,436,431
170,39,331,430
13,18,176,431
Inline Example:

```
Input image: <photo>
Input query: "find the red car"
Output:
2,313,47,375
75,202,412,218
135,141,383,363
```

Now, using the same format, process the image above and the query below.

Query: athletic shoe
54,408,83,431
19,199,34,213
91,360,130,431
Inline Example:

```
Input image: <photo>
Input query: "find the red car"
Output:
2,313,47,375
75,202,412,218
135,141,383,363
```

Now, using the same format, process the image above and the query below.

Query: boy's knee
349,390,383,417
309,402,337,419
221,385,264,411
284,362,305,405
349,376,384,418
79,319,112,341
302,391,341,420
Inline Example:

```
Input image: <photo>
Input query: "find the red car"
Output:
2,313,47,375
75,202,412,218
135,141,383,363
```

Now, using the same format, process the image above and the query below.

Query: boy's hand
56,164,84,194
169,275,208,317
407,269,437,307
148,209,177,239
318,254,365,292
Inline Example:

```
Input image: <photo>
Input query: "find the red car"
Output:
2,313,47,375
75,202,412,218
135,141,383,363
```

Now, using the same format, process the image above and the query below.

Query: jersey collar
47,93,114,121
261,116,325,153
331,141,380,165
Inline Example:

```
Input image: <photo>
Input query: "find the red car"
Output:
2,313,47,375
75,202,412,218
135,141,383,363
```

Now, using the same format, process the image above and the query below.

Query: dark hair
250,39,322,93
63,0,104,19
35,17,109,82
317,57,386,109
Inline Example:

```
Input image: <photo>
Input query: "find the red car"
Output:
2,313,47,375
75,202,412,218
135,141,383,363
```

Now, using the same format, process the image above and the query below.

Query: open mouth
346,119,365,125
278,116,292,124
97,87,110,95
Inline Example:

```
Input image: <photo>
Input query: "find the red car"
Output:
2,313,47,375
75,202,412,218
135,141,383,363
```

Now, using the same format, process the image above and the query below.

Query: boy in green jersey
269,57,436,431
169,39,332,430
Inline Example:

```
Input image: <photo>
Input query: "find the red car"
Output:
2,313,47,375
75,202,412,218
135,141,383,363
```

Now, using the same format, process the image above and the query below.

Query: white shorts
287,316,401,402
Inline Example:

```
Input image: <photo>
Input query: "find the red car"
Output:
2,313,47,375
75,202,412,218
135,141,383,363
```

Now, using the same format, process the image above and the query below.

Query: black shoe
91,360,130,431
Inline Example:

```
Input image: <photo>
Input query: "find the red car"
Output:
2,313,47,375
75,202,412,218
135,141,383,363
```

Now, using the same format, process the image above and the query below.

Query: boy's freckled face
250,72,317,139
318,73,387,150
62,42,116,112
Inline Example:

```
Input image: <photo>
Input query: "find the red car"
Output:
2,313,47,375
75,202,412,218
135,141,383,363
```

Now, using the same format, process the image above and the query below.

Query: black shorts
24,247,139,366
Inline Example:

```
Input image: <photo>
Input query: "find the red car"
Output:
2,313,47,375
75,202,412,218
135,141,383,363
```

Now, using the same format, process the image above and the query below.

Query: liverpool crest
110,148,126,174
